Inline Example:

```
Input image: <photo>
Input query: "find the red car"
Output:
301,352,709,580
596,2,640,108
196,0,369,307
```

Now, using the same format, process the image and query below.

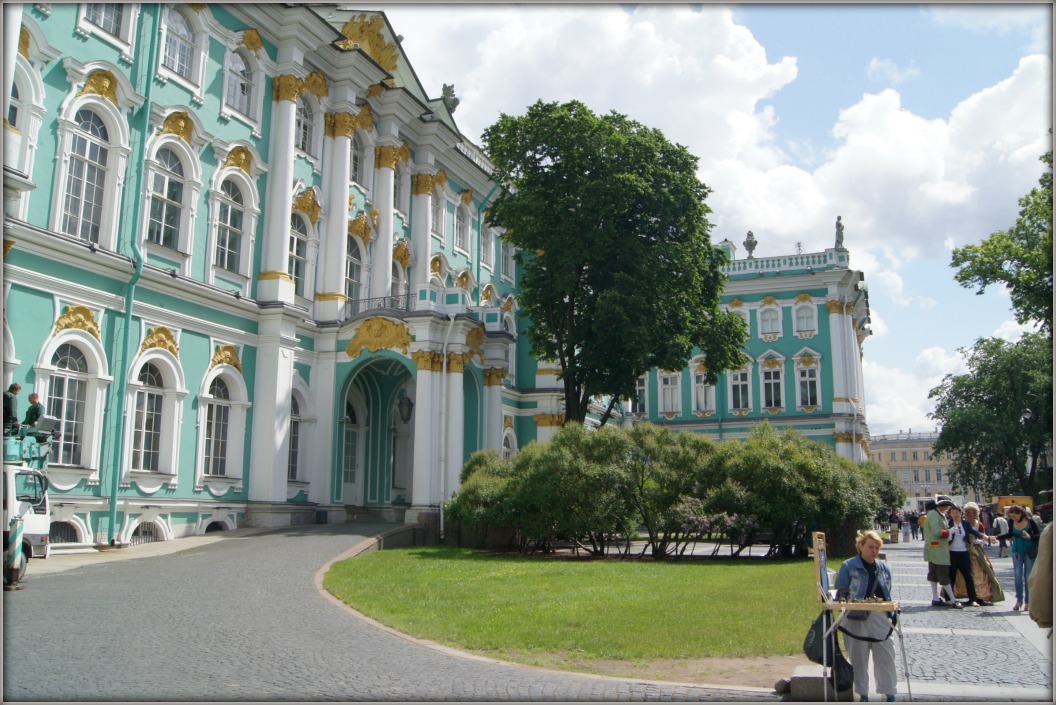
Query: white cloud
992,319,1038,342
867,57,921,85
863,346,968,435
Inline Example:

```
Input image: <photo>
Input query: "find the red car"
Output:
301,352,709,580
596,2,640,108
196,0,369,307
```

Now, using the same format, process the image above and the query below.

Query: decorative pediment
293,189,322,225
159,111,195,144
348,210,373,244
392,239,410,268
346,318,412,358
210,344,242,372
141,326,179,357
336,14,400,72
79,69,119,105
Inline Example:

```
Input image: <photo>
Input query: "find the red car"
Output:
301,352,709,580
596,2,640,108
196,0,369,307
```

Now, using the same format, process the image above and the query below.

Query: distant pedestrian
834,530,898,702
992,505,1040,611
924,497,960,608
993,512,1010,558
908,511,920,540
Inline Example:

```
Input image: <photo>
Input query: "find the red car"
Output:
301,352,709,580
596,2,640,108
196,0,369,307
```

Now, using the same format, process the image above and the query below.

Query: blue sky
366,2,1052,434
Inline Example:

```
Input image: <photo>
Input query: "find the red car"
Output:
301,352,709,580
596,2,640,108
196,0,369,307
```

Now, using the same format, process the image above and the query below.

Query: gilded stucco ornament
348,211,372,244
693,359,709,373
79,69,119,106
411,174,433,196
54,305,101,341
825,300,844,315
19,26,29,59
273,74,306,103
798,355,816,368
460,190,473,205
761,295,778,306
446,352,469,373
762,357,781,369
375,142,411,170
3,240,14,258
366,83,384,99
484,368,506,386
293,189,321,225
465,324,485,359
159,111,193,144
728,297,744,308
353,103,374,131
455,271,470,289
392,239,410,268
224,146,252,174
534,413,565,428
141,326,180,357
346,318,412,358
503,416,514,430
210,344,242,373
411,350,443,372
336,14,399,72
188,4,207,11
369,207,379,229
325,111,356,138
239,28,264,55
304,71,328,97
502,296,516,313
480,284,496,304
796,293,813,303
429,255,442,275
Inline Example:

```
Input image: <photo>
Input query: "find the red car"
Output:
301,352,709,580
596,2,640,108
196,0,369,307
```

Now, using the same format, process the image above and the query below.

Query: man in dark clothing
22,392,45,427
3,383,21,434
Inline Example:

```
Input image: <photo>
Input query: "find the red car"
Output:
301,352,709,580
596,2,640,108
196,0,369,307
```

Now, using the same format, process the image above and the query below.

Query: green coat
23,401,44,426
923,508,951,565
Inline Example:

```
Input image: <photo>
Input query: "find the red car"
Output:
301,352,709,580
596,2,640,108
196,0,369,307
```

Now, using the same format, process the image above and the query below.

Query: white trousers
842,613,897,697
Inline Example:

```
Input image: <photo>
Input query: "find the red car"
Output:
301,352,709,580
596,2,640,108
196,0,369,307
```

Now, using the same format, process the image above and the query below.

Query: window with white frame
224,50,253,117
795,305,816,333
215,179,244,273
762,366,783,409
502,240,515,281
693,372,716,413
481,229,494,268
902,469,909,483
393,168,406,214
455,205,469,252
502,429,517,461
351,134,365,186
288,396,300,481
131,363,164,472
161,7,194,80
631,375,648,414
730,368,751,410
202,377,230,476
430,190,445,240
7,81,19,128
391,262,402,298
345,236,363,300
342,405,358,485
936,468,943,482
798,366,818,407
288,215,309,297
659,372,680,414
46,343,88,466
61,109,110,243
295,97,313,154
147,147,185,250
85,4,124,36
760,307,781,336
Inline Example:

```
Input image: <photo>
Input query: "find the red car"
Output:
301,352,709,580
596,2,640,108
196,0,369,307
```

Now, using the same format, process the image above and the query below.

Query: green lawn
324,547,833,664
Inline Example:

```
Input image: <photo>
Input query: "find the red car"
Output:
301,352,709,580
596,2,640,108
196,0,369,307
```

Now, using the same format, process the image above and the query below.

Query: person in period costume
1027,522,1052,630
947,504,996,606
834,530,897,702
954,502,1004,604
924,497,960,608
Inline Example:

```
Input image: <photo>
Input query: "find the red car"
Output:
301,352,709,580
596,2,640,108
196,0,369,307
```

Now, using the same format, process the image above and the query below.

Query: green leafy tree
951,149,1053,335
482,100,747,425
858,461,906,515
929,333,1053,498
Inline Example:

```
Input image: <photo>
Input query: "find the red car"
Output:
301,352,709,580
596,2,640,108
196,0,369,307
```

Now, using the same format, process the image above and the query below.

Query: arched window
344,236,362,301
502,429,517,461
47,344,88,466
288,215,309,297
131,363,164,472
162,7,194,79
61,109,110,243
760,308,780,336
203,377,230,476
147,147,185,249
295,97,313,154
215,179,244,273
224,51,252,117
287,396,300,481
795,305,816,334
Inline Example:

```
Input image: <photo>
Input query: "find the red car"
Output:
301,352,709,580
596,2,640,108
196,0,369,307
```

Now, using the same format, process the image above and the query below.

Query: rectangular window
502,241,515,280
132,389,162,472
660,373,680,414
924,468,931,482
85,3,123,36
912,450,919,460
798,367,818,407
204,401,229,476
693,373,715,413
763,369,782,408
47,375,85,466
923,451,931,461
913,469,920,482
631,375,647,415
288,234,308,297
731,370,750,410
902,469,909,483
902,451,907,461
343,428,357,483
795,306,815,332
890,451,896,461
287,418,300,481
455,209,468,251
936,468,943,482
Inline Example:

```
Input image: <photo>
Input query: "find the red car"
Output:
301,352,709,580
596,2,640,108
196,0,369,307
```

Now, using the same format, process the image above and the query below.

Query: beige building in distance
869,430,980,512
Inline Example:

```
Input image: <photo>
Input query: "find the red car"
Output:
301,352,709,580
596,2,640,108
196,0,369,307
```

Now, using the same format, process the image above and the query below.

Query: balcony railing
344,294,413,320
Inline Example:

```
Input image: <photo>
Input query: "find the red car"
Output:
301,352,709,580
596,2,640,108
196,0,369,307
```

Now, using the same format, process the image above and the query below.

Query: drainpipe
107,5,159,544
437,313,456,540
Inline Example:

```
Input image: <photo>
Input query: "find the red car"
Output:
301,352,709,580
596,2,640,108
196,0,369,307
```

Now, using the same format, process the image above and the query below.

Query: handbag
802,610,855,692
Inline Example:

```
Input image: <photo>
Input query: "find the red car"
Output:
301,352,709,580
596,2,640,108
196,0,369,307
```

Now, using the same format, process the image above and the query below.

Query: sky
359,1,1052,436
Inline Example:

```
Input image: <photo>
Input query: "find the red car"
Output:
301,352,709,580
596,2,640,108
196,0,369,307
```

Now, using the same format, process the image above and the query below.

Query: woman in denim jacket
834,530,897,702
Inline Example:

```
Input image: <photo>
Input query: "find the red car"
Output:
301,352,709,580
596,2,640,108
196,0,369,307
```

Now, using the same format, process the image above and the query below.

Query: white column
409,351,439,510
309,336,338,506
369,135,406,298
444,352,466,499
258,75,301,303
315,110,354,320
410,169,437,293
826,300,850,410
248,313,296,505
484,367,504,451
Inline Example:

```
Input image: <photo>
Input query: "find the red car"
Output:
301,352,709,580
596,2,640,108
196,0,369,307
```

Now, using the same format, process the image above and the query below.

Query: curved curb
313,530,780,699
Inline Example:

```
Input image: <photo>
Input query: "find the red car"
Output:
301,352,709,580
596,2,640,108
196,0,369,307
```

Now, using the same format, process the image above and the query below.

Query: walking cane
893,609,913,702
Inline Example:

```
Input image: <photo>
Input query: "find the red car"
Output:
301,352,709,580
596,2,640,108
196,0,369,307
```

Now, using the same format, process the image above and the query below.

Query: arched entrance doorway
338,355,415,511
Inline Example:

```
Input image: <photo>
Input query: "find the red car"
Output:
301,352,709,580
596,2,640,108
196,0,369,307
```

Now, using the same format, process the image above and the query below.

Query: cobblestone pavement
875,538,1053,701
2,524,776,702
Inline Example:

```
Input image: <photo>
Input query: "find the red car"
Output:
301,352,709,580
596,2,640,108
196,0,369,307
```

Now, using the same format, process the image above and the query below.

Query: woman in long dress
954,502,1004,603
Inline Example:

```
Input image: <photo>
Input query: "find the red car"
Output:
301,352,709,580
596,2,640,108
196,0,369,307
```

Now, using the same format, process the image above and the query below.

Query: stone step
789,664,855,702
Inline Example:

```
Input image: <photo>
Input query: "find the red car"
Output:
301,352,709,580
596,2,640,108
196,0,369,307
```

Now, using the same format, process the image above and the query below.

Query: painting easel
811,532,913,702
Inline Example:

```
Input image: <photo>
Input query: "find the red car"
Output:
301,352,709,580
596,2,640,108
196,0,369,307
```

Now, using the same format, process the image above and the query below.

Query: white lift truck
3,423,54,588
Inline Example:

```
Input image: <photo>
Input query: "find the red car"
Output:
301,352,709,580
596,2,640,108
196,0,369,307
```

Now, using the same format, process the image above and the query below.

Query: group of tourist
836,495,1050,702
